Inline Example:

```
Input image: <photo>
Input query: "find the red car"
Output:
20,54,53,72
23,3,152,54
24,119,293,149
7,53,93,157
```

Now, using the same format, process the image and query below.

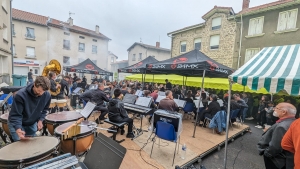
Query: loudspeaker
83,132,127,169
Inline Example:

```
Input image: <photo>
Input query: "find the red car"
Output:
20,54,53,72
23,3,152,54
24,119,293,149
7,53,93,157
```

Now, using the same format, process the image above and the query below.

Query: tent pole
152,74,154,83
185,76,187,86
271,93,273,101
243,86,245,93
224,79,232,169
193,70,206,138
182,76,184,86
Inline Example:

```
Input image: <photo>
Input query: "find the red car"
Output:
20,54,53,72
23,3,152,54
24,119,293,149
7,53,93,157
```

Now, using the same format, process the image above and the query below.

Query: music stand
80,102,96,119
72,87,82,94
89,84,98,90
135,90,143,97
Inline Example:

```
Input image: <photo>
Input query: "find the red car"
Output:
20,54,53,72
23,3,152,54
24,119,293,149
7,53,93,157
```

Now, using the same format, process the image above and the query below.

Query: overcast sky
13,0,274,60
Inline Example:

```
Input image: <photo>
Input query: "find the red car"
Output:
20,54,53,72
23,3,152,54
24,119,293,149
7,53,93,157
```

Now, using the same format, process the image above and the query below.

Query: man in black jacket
8,76,51,141
257,103,296,169
56,76,70,111
108,88,134,138
79,83,109,124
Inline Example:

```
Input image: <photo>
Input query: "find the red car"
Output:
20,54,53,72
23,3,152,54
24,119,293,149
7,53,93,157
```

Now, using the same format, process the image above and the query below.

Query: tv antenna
69,11,75,18
140,38,142,43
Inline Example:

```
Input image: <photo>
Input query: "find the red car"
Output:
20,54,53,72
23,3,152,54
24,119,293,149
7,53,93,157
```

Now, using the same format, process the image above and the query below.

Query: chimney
156,42,160,48
95,25,99,34
68,17,73,26
242,0,250,10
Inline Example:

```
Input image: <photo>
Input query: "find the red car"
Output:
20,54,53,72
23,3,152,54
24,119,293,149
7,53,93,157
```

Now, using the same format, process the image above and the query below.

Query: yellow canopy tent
125,74,269,94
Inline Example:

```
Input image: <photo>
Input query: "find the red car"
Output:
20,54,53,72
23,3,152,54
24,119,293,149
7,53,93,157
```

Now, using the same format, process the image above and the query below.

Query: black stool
104,119,127,143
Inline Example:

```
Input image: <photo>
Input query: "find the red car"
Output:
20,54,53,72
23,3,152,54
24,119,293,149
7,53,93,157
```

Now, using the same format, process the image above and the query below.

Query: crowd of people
17,73,300,168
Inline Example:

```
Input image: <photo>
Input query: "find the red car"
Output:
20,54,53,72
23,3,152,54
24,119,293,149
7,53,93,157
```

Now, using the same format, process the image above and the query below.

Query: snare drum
0,113,10,136
56,99,67,107
45,111,83,135
49,99,57,108
55,121,95,155
0,136,60,168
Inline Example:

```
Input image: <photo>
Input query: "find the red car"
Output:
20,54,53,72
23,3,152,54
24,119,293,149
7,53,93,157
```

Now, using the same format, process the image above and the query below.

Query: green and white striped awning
230,44,300,96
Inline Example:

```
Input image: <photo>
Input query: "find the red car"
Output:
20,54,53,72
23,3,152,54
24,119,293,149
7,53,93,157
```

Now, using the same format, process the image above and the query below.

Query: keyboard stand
132,114,148,140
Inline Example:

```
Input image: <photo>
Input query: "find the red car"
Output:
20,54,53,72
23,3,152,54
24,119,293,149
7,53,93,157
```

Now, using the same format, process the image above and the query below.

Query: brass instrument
42,60,62,96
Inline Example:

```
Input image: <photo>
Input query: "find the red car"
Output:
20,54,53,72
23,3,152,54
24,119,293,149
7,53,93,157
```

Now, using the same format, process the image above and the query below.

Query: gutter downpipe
237,14,243,69
10,0,14,75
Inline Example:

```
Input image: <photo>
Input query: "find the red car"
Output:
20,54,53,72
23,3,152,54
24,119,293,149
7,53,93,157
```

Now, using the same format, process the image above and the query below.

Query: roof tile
239,0,294,14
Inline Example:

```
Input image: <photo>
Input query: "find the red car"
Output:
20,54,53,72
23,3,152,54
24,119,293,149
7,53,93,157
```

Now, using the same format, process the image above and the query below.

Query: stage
94,112,250,169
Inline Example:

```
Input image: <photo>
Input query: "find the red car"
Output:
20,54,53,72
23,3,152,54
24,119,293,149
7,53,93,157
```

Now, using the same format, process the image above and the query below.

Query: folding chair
150,121,180,166
182,102,195,119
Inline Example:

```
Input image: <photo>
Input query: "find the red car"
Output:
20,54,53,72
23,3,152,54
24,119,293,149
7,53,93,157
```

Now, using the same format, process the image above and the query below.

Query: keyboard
124,103,153,115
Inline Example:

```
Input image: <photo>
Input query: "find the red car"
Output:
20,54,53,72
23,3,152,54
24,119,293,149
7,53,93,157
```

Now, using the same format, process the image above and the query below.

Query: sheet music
72,87,82,94
80,102,96,118
158,91,165,96
174,99,186,108
194,100,204,108
122,94,137,104
156,95,166,103
135,97,152,107
135,90,143,97
89,84,98,90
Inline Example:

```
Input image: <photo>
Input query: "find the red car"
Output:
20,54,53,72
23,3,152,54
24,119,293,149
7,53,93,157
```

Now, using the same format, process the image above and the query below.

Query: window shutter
26,47,35,57
256,17,264,34
248,19,256,35
287,10,297,29
278,12,287,31
212,17,222,27
210,35,220,47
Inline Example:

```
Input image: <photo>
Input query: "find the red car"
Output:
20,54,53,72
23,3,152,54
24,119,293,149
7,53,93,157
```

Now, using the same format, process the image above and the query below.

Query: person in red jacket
282,118,300,168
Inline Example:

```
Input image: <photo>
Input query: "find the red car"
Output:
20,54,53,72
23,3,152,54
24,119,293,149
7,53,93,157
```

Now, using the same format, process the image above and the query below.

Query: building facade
168,6,238,68
127,42,171,66
11,9,110,80
111,60,129,80
237,0,300,67
107,51,118,72
0,0,12,83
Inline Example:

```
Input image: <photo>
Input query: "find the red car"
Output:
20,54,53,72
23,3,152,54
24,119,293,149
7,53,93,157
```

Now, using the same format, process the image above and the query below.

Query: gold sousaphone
42,60,61,96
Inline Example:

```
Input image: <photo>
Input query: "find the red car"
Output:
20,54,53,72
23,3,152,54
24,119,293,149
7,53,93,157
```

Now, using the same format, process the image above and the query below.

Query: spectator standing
27,69,33,84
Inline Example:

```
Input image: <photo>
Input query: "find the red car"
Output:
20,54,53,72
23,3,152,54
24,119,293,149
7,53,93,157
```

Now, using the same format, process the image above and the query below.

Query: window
92,45,97,54
12,24,15,36
79,43,85,52
180,41,186,53
64,32,70,35
25,27,35,39
34,68,39,75
194,38,201,50
2,24,7,41
111,57,114,63
79,36,85,39
132,54,136,61
12,44,15,56
277,9,298,31
210,35,220,50
2,0,6,10
245,48,260,63
138,53,142,61
248,17,264,36
212,17,222,30
92,60,97,65
26,47,35,58
78,58,85,63
63,40,70,50
93,39,97,42
63,56,70,65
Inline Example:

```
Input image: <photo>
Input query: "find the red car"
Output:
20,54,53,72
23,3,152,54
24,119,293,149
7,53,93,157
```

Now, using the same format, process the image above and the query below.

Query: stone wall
171,13,237,68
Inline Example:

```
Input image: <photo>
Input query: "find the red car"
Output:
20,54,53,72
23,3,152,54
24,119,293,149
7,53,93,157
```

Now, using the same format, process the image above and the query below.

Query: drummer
8,76,51,141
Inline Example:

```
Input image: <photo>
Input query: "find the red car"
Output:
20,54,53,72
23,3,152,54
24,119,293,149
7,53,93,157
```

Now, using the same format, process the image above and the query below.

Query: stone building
168,6,238,68
127,42,171,66
11,8,111,81
236,0,300,67
0,0,12,83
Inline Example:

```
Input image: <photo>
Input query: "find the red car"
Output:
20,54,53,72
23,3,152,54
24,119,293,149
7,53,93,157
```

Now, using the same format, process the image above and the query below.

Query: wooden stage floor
93,113,250,169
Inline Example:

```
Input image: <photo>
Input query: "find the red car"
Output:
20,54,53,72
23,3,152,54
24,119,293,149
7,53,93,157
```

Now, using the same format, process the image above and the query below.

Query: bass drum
45,111,82,135
54,121,96,155
0,136,60,168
